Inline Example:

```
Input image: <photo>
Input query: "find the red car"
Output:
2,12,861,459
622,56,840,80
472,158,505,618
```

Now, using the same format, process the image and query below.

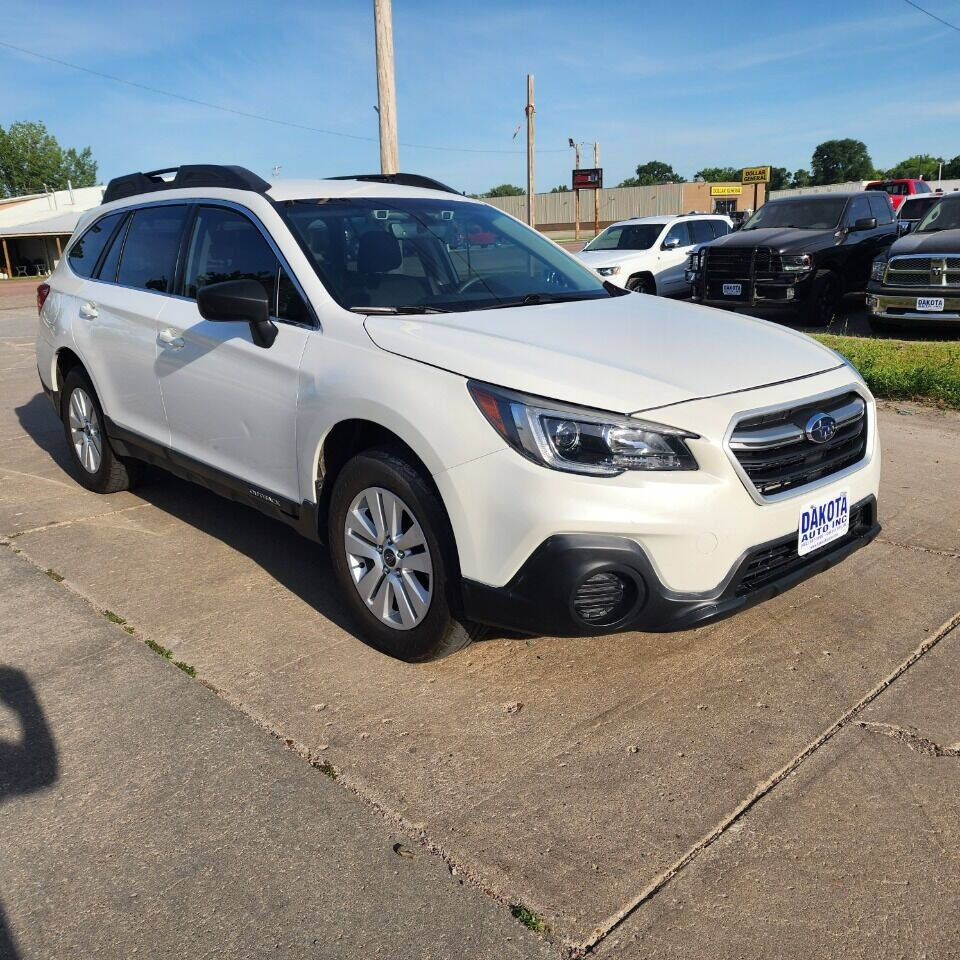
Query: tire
328,447,479,662
627,275,655,295
60,368,142,494
802,270,841,326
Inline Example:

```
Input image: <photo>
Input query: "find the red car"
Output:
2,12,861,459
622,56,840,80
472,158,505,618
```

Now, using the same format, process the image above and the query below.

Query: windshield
582,223,662,252
278,197,614,312
899,196,940,221
916,198,960,233
742,198,846,231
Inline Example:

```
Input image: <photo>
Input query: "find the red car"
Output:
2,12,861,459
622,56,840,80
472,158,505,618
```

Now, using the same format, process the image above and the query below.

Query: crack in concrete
578,606,960,957
856,721,960,758
876,537,960,561
3,503,150,540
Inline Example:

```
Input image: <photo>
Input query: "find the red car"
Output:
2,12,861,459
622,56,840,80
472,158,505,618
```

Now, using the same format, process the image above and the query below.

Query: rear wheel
328,447,479,661
60,368,141,494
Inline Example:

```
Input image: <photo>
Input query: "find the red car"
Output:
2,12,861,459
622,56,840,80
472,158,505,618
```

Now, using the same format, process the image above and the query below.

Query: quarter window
116,205,189,293
67,212,125,279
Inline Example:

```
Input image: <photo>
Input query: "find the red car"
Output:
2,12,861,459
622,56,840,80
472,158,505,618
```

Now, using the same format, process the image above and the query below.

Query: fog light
572,571,641,626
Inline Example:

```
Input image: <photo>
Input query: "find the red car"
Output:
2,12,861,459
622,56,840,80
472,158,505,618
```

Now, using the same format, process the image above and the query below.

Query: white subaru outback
35,165,880,662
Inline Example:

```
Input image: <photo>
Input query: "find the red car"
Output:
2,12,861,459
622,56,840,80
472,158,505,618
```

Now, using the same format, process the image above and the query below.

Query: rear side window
867,192,893,224
688,220,715,244
67,212,124,278
117,205,189,293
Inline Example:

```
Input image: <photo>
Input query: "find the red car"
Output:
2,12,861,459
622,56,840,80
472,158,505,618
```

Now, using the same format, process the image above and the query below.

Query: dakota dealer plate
798,490,849,556
722,283,742,296
916,297,945,312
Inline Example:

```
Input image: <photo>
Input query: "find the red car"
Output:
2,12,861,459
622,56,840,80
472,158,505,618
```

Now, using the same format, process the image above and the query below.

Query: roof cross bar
102,165,271,204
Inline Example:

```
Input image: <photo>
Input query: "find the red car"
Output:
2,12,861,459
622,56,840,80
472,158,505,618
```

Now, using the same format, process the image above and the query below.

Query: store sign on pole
741,166,771,184
572,168,603,189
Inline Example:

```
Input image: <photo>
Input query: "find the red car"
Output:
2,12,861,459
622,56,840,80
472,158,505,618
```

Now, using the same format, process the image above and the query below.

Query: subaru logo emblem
805,412,837,444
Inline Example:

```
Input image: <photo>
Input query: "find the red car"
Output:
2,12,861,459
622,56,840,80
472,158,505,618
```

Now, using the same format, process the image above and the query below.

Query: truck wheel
803,270,841,326
60,368,142,494
328,447,480,662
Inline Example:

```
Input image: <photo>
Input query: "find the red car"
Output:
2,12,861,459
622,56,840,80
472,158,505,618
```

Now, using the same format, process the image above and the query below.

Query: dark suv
687,192,898,325
867,192,960,332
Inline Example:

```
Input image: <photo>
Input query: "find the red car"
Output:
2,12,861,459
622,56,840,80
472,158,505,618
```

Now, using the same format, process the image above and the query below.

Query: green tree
943,155,960,179
883,154,943,181
0,121,98,197
810,139,874,185
769,166,790,191
791,168,812,188
694,166,739,182
482,183,525,197
619,161,684,187
549,184,569,193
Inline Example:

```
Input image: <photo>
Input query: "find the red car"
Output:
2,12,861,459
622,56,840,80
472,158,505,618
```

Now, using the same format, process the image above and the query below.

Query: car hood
576,248,652,266
888,228,960,256
710,228,838,254
363,294,841,416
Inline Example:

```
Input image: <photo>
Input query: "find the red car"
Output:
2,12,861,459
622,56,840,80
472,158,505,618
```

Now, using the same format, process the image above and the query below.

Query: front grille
887,256,960,288
729,391,868,498
703,247,782,300
734,501,872,597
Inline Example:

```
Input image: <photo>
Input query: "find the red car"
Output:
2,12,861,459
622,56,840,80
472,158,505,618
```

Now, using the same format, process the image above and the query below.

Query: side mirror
197,279,277,349
851,216,877,232
898,220,914,235
662,237,681,250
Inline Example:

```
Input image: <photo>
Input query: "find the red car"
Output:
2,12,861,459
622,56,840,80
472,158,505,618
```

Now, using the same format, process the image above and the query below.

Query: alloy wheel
343,486,434,630
68,387,103,474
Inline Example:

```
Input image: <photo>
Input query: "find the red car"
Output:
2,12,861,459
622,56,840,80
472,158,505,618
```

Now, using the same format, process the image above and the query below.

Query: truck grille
729,391,868,498
886,256,960,288
703,247,779,299
734,500,873,596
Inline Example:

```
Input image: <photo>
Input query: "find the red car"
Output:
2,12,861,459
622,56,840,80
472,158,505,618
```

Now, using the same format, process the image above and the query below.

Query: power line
0,39,569,155
900,0,960,32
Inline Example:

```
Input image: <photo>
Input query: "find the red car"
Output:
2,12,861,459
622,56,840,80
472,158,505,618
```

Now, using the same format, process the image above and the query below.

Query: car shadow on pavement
15,392,384,646
0,667,59,959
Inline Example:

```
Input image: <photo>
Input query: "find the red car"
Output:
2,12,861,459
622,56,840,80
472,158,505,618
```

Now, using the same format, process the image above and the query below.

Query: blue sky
2,0,958,194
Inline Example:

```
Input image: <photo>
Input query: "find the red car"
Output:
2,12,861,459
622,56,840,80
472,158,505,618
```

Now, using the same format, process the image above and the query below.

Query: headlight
596,265,621,277
467,381,699,476
686,252,698,271
780,254,812,273
870,258,887,282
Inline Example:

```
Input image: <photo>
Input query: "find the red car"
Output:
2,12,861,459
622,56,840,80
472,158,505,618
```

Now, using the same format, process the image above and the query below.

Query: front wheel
802,270,841,326
626,275,655,295
328,448,479,661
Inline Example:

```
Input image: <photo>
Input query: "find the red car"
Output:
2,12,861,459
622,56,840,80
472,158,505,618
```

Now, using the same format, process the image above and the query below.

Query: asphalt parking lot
2,278,959,957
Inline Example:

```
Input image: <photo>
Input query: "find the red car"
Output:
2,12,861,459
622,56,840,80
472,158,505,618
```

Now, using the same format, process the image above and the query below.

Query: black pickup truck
867,192,960,332
687,192,898,325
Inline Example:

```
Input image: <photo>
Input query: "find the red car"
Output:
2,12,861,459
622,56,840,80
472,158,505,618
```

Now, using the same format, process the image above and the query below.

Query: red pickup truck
865,178,933,211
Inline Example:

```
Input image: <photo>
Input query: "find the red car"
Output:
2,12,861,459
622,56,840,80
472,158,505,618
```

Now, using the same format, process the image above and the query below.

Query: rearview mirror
851,217,877,232
197,279,277,349
662,237,681,250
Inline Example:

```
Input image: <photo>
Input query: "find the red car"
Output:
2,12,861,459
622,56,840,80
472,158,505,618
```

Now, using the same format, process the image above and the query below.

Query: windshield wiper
349,305,452,315
478,292,602,309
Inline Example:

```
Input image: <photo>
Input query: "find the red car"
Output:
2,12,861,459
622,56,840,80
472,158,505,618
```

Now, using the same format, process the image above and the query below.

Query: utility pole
373,0,398,174
593,141,600,238
568,137,580,240
526,74,535,227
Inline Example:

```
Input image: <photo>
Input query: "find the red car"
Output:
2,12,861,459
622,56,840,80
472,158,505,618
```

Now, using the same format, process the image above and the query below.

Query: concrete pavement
2,279,959,956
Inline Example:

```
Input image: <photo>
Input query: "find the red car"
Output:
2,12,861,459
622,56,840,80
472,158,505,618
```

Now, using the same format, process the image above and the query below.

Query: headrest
358,230,402,274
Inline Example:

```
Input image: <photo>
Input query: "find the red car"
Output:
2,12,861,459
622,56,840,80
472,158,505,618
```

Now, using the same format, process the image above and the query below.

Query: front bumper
866,287,960,324
687,269,814,310
462,496,879,636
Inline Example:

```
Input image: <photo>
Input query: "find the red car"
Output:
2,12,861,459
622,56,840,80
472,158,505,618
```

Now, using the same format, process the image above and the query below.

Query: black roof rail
327,172,462,195
102,165,271,205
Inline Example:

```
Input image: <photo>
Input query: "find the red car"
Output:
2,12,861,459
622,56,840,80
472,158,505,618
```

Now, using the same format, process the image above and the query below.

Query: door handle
79,301,98,320
158,329,185,350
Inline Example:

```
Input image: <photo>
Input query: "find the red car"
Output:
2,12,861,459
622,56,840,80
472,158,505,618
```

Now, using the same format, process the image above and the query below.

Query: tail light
37,283,51,316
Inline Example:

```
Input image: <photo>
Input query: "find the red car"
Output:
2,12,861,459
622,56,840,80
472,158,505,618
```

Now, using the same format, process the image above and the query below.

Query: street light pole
373,0,398,174
526,74,535,228
593,141,600,238
569,139,581,241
